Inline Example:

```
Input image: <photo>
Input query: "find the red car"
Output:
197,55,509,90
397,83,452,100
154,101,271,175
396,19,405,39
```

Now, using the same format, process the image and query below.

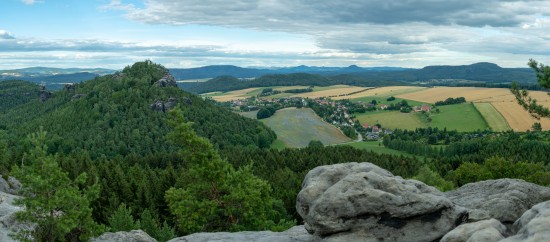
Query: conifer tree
12,129,104,242
164,108,291,234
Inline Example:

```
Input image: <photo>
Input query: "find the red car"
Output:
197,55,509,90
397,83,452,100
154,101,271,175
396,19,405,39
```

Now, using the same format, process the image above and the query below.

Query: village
221,93,434,141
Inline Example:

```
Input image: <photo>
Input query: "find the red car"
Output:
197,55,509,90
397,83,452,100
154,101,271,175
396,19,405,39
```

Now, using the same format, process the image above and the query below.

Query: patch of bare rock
165,162,550,242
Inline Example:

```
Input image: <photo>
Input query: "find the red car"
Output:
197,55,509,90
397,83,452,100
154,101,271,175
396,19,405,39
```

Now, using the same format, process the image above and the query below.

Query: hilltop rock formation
38,85,51,102
150,98,178,113
445,179,550,223
153,73,177,87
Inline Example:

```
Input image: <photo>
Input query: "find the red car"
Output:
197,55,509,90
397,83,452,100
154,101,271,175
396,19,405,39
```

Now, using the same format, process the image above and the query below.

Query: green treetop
12,129,104,242
164,108,292,235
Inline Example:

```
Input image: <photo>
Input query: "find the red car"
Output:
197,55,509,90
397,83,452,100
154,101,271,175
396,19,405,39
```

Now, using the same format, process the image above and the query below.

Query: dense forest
186,73,406,93
0,80,39,113
1,60,549,242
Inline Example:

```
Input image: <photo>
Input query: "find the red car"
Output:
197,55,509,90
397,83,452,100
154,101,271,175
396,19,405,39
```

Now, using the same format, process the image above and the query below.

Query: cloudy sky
1,0,550,69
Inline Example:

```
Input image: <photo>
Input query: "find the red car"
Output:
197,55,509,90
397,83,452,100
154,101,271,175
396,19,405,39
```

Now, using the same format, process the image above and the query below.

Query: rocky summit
170,162,550,242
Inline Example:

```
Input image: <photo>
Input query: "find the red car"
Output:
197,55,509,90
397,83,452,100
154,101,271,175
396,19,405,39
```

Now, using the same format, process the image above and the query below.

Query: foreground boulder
296,162,467,242
441,218,507,242
169,225,310,242
445,179,550,223
91,230,157,242
501,201,550,242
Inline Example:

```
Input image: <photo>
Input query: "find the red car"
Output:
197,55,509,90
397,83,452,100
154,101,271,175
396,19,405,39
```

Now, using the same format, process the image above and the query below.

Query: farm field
204,87,258,102
236,110,258,119
473,103,511,132
289,86,369,99
396,87,514,103
491,102,550,131
203,85,370,102
428,103,488,131
333,86,425,100
260,107,352,147
356,111,425,130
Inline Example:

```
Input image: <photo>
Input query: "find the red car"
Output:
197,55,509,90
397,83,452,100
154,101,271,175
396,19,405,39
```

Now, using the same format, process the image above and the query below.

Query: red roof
362,123,369,128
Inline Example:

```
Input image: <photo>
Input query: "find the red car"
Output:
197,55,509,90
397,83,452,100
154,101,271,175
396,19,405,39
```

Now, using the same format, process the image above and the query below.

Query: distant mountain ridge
169,65,412,80
169,62,535,84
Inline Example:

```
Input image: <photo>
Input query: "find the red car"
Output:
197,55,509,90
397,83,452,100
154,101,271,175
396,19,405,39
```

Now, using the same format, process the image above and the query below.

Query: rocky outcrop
91,230,157,242
501,201,550,242
39,85,52,102
170,225,310,242
153,73,177,87
150,98,178,113
296,162,467,242
0,191,27,242
441,219,507,242
64,83,75,92
445,179,550,223
0,176,21,195
124,163,550,242
72,93,87,100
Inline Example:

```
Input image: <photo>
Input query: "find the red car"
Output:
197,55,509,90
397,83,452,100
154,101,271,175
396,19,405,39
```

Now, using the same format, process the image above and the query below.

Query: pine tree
12,129,104,242
107,203,139,232
164,108,291,234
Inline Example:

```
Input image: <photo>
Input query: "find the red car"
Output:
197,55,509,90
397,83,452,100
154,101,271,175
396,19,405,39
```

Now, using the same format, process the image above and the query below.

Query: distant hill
169,65,411,80
355,62,536,83
186,73,407,93
0,61,276,159
0,67,114,76
0,67,116,90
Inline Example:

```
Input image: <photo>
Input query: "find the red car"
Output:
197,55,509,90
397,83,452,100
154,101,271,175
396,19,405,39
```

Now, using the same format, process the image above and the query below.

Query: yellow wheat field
396,87,514,103
290,86,369,99
209,88,259,102
331,86,426,100
491,101,550,131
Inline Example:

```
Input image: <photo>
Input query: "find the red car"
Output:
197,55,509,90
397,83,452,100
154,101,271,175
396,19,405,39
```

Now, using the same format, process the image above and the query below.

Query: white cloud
21,0,35,5
0,30,15,39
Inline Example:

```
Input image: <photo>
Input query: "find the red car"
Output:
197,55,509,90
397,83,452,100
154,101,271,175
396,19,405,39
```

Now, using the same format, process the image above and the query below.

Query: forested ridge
0,80,39,113
1,60,549,242
0,61,276,163
186,73,407,93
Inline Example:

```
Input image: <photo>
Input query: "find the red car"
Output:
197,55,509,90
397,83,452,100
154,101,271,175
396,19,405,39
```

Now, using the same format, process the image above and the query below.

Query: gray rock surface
501,201,550,242
91,230,157,242
0,191,25,242
153,73,177,87
170,225,311,242
0,176,21,195
150,100,165,112
440,219,507,242
296,162,467,242
445,179,550,223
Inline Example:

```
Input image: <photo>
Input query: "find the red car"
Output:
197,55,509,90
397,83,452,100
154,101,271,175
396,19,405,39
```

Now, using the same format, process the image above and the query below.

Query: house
372,126,380,133
379,104,388,110
362,123,369,129
413,106,422,112
421,104,431,112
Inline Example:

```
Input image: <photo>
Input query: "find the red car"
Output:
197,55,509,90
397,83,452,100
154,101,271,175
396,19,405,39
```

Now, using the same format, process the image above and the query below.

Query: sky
1,0,550,69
